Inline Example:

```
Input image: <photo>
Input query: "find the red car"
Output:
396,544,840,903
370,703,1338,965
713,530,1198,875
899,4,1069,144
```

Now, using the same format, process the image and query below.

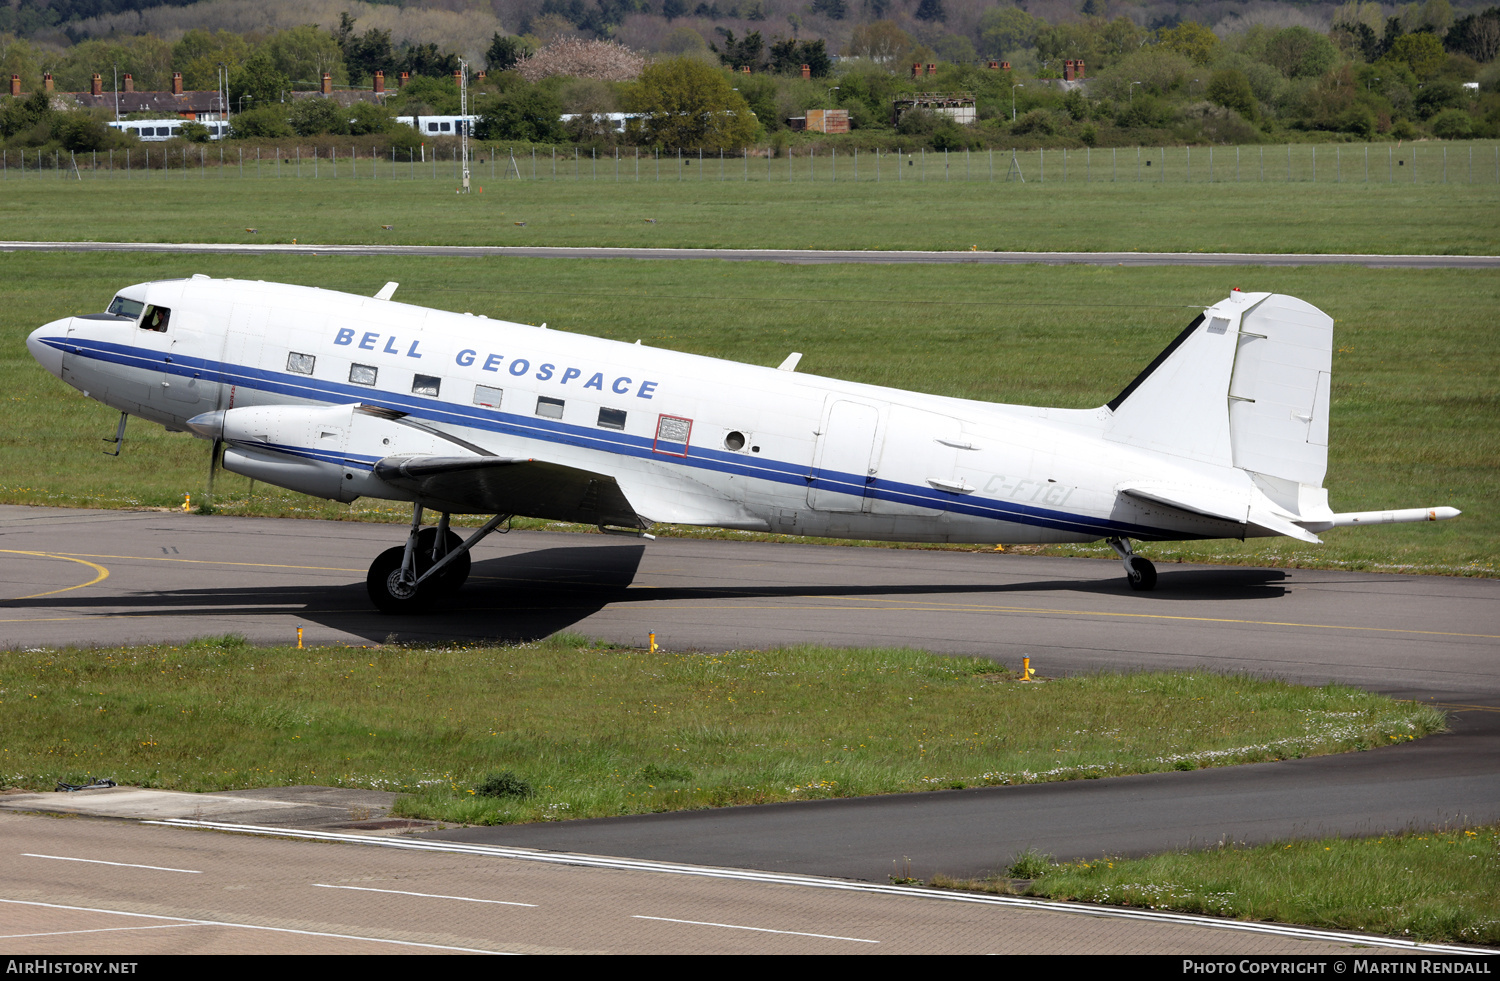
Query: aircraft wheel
367,546,429,614
416,528,470,593
1126,556,1157,592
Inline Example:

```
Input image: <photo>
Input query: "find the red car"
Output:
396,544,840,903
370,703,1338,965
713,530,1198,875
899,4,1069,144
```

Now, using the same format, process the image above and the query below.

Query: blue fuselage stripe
48,336,1172,539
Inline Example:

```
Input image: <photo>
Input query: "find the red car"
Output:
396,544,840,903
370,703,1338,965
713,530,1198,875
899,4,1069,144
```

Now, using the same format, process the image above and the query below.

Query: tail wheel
416,527,469,593
1126,556,1158,592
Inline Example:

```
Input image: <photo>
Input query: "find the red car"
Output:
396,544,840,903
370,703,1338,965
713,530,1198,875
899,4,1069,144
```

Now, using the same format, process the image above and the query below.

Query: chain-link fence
6,141,1499,184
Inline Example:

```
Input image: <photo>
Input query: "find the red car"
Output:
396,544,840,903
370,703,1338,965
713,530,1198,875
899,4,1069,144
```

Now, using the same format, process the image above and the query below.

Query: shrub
474,771,533,799
1429,107,1474,139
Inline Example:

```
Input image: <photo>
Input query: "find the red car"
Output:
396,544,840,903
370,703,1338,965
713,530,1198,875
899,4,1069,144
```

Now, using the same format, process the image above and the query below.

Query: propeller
203,437,222,512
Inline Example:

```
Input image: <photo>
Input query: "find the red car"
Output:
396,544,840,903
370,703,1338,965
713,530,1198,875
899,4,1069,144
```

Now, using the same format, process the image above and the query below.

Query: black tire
1126,556,1157,592
366,545,429,614
416,527,469,593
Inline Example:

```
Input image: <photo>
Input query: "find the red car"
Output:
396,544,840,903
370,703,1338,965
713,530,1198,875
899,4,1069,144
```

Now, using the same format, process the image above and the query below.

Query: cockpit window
140,305,170,332
108,296,144,320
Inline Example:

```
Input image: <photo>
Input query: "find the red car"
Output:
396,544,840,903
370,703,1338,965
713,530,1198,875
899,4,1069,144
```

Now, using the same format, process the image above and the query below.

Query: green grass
3,252,1495,576
932,827,1500,946
3,159,1499,253
0,636,1443,827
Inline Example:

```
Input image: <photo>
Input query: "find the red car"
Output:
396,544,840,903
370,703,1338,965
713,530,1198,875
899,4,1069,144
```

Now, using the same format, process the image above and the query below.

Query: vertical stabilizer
1105,291,1271,468
1226,295,1333,489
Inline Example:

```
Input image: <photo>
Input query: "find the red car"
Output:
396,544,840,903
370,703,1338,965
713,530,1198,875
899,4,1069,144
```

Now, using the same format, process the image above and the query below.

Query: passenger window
140,305,170,332
412,374,441,397
536,396,564,419
350,364,378,386
108,296,143,320
287,352,315,375
473,384,503,408
597,408,626,430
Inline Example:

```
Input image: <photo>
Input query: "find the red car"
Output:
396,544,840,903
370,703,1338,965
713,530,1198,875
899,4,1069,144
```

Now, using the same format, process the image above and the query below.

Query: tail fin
1106,292,1335,527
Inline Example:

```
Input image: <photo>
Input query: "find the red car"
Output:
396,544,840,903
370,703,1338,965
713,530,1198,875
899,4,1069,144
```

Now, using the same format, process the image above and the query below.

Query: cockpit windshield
107,295,144,320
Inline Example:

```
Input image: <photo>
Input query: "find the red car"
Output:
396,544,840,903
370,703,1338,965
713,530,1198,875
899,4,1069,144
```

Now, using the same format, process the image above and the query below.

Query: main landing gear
366,504,511,613
1106,536,1157,592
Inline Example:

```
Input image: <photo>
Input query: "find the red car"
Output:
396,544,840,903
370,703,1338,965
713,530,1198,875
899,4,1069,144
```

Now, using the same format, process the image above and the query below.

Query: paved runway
4,240,1498,268
3,505,1497,883
4,811,1436,955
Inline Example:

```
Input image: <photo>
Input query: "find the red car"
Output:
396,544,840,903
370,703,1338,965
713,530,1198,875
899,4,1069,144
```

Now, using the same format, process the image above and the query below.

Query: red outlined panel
653,414,693,457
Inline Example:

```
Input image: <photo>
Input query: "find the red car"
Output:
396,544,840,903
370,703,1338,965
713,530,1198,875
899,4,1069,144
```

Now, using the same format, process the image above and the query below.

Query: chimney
1076,60,1085,78
44,72,54,92
124,73,134,92
373,71,384,94
477,70,486,81
399,71,409,88
1001,61,1010,71
453,69,462,87
800,63,810,80
91,73,102,96
912,63,921,78
172,72,182,95
321,72,332,95
741,65,750,74
10,75,20,97
926,63,937,76
1063,60,1074,82
987,60,998,70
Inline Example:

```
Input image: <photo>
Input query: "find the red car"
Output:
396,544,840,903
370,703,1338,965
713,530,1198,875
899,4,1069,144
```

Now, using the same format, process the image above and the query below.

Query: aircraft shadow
8,544,1289,646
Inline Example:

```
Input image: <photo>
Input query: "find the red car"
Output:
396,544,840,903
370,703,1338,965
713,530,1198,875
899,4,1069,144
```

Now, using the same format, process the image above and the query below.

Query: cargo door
807,399,880,512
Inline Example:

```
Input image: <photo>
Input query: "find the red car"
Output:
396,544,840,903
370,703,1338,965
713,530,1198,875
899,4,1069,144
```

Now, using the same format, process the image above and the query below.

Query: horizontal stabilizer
373,455,643,528
1118,482,1249,524
1118,481,1323,543
1246,509,1322,544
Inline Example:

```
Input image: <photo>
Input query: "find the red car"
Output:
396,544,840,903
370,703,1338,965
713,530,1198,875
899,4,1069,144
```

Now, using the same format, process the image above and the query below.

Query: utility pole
458,58,471,193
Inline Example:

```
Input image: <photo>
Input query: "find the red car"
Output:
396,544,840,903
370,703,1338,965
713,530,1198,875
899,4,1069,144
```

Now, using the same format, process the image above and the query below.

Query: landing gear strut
1106,536,1157,592
366,504,510,613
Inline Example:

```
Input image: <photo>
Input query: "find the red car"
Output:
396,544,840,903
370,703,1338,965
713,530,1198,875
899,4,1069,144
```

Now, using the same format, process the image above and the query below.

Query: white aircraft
27,276,1458,611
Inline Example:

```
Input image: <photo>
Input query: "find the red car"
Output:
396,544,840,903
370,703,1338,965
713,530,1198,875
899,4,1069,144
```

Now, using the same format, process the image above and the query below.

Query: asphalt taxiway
2,505,1496,884
4,240,1499,267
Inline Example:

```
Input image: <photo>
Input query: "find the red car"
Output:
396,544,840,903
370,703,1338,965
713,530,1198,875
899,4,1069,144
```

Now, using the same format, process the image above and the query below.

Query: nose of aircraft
27,320,68,378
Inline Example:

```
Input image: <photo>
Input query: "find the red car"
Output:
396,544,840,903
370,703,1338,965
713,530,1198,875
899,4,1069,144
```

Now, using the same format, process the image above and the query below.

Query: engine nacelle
189,403,480,503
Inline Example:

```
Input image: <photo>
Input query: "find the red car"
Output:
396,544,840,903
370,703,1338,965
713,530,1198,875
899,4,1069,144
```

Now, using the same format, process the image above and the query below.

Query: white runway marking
312,883,538,906
633,914,878,943
23,852,202,874
1,924,198,940
0,898,509,953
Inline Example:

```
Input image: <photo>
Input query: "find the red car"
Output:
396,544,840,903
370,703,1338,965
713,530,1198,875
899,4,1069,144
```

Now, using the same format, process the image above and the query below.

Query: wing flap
373,455,644,528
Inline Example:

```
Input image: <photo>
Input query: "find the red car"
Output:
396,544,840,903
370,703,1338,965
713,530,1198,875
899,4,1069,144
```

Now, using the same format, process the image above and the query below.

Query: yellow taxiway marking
49,551,361,574
1,550,110,600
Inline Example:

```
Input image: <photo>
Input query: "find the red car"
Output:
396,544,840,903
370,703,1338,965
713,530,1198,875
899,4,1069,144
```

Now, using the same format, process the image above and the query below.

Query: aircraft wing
373,455,645,529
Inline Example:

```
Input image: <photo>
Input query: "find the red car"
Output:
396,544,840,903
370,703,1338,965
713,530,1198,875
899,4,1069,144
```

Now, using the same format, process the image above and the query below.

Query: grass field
3,165,1500,254
0,635,1442,826
4,252,1495,575
933,826,1500,946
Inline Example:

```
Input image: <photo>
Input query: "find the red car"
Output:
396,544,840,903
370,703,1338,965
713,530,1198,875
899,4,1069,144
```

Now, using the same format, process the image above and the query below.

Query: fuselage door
808,398,881,512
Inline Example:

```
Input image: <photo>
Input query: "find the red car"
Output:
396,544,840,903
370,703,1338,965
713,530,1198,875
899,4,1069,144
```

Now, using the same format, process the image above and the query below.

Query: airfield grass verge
0,635,1443,825
4,163,1500,254
929,827,1500,946
3,252,1495,577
